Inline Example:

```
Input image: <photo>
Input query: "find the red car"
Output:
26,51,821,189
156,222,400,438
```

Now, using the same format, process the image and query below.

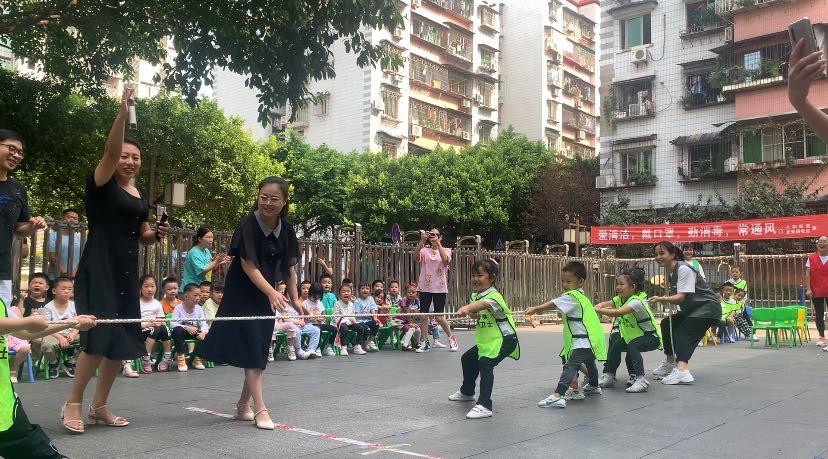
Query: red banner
591,214,828,245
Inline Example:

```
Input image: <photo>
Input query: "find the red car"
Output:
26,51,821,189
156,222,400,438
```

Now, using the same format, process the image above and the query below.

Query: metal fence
11,223,811,319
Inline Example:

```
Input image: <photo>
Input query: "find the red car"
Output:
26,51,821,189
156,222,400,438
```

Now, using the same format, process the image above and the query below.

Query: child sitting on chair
36,277,79,379
170,283,209,372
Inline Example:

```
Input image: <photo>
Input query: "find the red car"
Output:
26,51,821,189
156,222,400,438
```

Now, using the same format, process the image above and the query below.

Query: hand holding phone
789,18,818,56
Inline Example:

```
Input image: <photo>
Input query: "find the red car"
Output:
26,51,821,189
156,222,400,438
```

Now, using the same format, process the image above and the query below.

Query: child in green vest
451,259,520,419
526,261,607,409
594,268,662,393
727,266,748,300
0,299,96,458
715,282,740,342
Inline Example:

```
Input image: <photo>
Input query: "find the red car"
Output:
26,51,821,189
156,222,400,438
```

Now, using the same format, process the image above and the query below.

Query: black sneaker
62,362,76,378
48,363,59,379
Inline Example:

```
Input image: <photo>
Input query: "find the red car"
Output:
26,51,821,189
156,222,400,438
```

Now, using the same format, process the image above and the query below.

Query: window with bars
611,79,655,119
292,103,309,125
688,142,732,178
381,90,400,119
425,0,473,18
412,17,448,48
684,71,723,108
547,100,559,122
620,149,653,182
314,94,330,116
742,127,828,163
480,48,497,71
382,142,398,158
410,54,449,90
447,32,472,61
564,43,595,72
479,124,492,144
478,81,495,107
410,100,471,137
480,7,499,31
563,72,594,103
448,72,471,98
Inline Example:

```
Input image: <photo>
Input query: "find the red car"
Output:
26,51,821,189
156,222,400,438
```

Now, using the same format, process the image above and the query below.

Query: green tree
0,70,281,229
1,0,403,121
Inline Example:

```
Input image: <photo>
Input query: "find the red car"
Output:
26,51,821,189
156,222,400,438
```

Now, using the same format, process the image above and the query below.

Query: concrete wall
500,0,545,140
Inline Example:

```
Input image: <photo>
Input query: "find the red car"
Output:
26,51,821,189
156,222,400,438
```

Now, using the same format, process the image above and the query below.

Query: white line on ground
185,406,442,459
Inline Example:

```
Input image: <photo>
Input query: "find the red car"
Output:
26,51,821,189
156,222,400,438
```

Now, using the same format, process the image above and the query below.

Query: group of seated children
713,268,753,343
8,275,79,382
121,275,223,377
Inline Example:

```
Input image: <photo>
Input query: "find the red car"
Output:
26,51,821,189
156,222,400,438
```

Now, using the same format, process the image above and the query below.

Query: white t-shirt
140,298,164,323
304,299,325,323
805,256,828,268
40,300,77,336
626,298,656,333
676,265,697,294
553,291,590,350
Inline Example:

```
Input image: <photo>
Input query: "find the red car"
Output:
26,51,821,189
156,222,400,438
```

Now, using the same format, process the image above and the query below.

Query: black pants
0,398,66,459
459,336,518,410
354,320,379,341
814,297,827,337
418,292,447,313
312,323,338,343
556,348,599,395
602,332,622,373
605,333,660,377
140,325,170,342
171,326,202,355
661,313,718,363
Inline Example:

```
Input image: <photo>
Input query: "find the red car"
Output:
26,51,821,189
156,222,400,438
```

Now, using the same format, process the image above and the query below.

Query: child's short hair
373,289,385,299
358,281,371,289
730,266,741,273
619,267,646,292
471,258,499,281
28,273,49,285
721,281,735,291
680,243,694,250
562,261,587,280
342,277,353,285
388,280,399,288
183,283,200,294
735,287,744,294
338,283,352,294
406,284,417,293
308,282,323,299
319,273,333,282
139,274,156,288
372,279,383,288
199,281,211,288
300,279,311,286
162,276,179,288
210,282,224,293
54,276,73,287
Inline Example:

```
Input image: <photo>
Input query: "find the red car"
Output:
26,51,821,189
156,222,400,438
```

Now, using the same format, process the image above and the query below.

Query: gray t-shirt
0,178,30,279
670,262,721,320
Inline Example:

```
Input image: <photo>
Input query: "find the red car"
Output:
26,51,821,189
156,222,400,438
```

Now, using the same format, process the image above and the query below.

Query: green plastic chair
774,307,797,348
376,306,401,350
324,307,333,325
750,308,777,348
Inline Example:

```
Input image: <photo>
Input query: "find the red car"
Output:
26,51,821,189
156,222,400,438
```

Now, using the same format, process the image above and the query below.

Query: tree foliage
0,0,403,123
0,70,281,229
521,156,600,247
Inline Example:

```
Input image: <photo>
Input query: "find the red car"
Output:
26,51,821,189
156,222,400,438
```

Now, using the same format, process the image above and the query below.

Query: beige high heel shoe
233,403,254,421
253,409,274,430
87,404,130,427
60,402,85,434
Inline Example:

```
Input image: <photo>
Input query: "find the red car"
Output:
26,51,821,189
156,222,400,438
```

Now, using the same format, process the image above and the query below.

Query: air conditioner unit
595,175,615,189
372,101,384,112
724,26,734,43
461,131,471,140
629,103,646,117
547,72,559,84
678,161,690,179
724,156,738,172
393,27,404,39
411,124,423,138
473,93,483,104
630,45,648,64
461,98,472,108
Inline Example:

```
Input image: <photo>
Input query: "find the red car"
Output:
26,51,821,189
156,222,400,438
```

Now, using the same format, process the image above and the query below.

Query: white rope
46,311,563,325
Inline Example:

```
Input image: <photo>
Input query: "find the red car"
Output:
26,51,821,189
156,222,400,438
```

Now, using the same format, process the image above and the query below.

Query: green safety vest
691,259,701,273
732,279,747,291
471,289,520,360
560,290,607,361
615,292,663,349
0,298,16,431
720,299,740,320
610,297,621,333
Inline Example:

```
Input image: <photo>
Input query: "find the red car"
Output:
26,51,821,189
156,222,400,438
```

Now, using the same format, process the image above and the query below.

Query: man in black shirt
0,129,46,307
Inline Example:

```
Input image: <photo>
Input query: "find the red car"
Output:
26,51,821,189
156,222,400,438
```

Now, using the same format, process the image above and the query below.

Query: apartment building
501,0,600,158
598,0,828,213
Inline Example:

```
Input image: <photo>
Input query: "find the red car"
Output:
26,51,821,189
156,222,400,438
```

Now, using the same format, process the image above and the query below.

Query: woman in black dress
202,176,300,430
62,88,169,434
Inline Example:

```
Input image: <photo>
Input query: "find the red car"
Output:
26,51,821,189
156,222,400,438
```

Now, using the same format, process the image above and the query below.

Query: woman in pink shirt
415,228,458,352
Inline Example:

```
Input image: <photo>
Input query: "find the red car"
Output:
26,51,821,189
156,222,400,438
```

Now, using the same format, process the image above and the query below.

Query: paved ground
15,328,828,459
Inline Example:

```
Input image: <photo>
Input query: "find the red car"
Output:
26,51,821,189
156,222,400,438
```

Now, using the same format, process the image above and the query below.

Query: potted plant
626,170,658,186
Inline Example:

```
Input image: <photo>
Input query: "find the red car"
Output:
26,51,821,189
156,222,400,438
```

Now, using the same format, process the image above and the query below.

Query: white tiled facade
597,0,738,211
501,0,600,158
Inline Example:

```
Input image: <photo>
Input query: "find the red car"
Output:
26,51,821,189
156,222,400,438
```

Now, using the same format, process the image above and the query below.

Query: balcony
680,2,727,38
563,73,595,104
410,54,471,100
446,32,472,62
563,108,597,135
562,10,596,47
564,44,595,73
424,0,473,20
480,7,500,32
410,99,472,140
479,48,498,74
412,16,448,49
606,78,656,122
713,0,795,15
710,43,789,94
682,72,727,109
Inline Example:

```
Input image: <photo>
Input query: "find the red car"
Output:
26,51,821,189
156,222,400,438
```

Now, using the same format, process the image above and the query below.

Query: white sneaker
339,346,348,356
314,348,323,357
598,374,616,388
449,335,459,352
415,341,430,353
9,375,17,384
297,349,312,360
431,339,447,348
287,346,297,361
583,384,602,396
448,390,476,401
538,394,566,408
564,388,585,401
652,361,675,379
817,338,827,347
661,369,694,385
367,341,379,352
353,345,367,355
626,378,650,393
323,346,334,356
626,375,636,387
465,404,493,419
267,352,275,362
